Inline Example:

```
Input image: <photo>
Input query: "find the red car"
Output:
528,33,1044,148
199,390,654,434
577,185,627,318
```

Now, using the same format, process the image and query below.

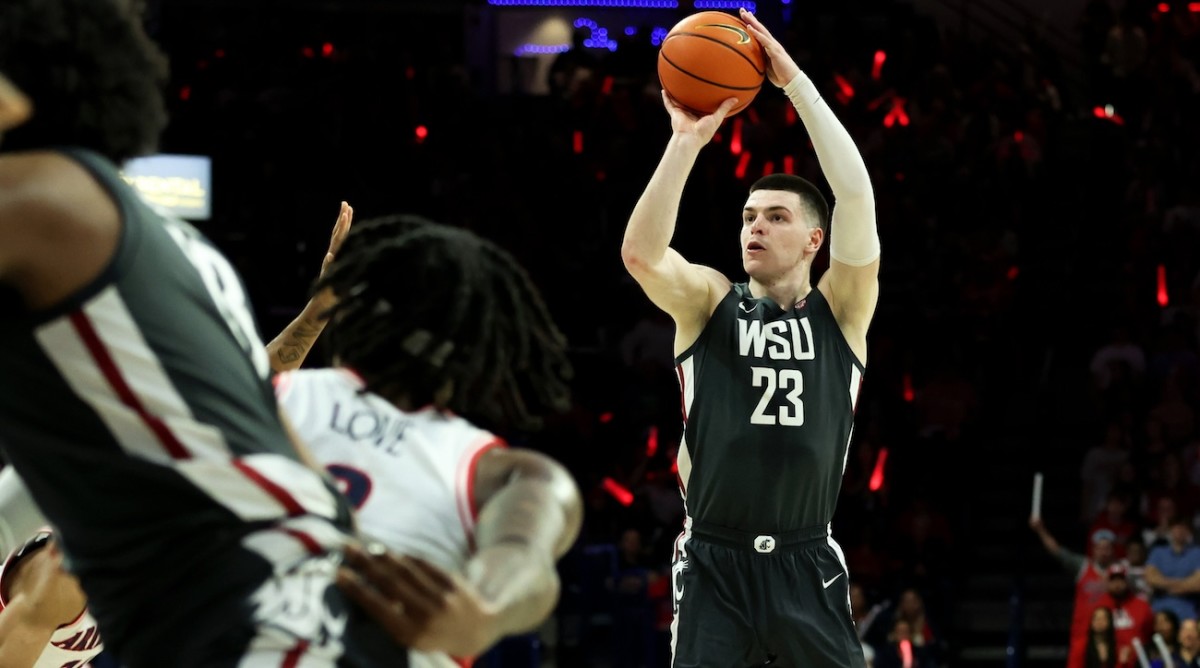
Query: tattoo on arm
267,316,326,372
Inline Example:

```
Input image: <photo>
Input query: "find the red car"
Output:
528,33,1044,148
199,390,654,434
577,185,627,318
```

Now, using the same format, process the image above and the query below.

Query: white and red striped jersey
0,532,104,668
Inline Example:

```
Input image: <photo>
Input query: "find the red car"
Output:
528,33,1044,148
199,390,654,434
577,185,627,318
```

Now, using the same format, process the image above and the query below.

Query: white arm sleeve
782,71,880,267
0,466,49,557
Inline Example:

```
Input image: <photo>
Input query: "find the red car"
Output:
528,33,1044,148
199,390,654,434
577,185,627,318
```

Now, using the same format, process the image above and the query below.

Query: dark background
114,0,1200,665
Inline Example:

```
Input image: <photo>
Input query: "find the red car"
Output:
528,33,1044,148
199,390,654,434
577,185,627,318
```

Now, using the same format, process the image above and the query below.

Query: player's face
740,189,820,280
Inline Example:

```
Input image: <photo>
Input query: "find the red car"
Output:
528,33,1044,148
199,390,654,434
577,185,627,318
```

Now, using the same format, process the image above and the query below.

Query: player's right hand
336,542,503,657
661,90,739,146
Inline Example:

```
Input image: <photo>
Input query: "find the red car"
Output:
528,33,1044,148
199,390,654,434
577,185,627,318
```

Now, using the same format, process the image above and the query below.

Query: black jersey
675,282,864,532
0,148,353,662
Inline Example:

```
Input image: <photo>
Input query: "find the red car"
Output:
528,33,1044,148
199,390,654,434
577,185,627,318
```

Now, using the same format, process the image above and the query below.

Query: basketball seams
662,31,765,77
659,51,763,91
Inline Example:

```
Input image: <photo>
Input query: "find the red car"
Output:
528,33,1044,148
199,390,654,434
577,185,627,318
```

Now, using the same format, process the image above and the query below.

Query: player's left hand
309,201,353,318
739,8,800,88
320,201,353,280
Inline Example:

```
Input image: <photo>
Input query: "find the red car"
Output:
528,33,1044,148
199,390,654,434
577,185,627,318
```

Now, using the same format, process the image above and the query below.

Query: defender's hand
337,543,503,657
9,536,87,628
311,201,353,318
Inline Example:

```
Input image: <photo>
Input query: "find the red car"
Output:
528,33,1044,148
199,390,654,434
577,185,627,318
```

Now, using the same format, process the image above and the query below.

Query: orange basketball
657,10,766,117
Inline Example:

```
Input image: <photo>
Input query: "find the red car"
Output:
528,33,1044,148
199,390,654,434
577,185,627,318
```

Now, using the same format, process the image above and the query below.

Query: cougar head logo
699,23,751,44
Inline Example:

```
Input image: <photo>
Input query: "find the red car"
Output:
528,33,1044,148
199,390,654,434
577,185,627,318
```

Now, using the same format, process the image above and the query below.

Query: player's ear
808,225,824,252
0,73,32,133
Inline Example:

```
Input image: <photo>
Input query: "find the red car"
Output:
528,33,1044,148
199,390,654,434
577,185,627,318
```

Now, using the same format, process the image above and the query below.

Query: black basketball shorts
669,520,868,668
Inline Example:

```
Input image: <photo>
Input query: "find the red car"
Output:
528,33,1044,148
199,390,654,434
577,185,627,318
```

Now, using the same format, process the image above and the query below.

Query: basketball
657,10,766,117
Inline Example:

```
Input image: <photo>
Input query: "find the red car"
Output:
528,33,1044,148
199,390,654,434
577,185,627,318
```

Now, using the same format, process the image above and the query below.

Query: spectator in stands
1081,421,1134,524
1142,495,1179,550
608,527,659,668
873,616,940,668
1030,517,1120,668
1147,609,1181,668
890,587,945,666
1090,490,1139,559
851,580,891,655
1085,605,1119,668
1096,563,1154,667
1089,323,1147,400
1175,618,1200,667
1143,517,1200,622
1122,535,1153,601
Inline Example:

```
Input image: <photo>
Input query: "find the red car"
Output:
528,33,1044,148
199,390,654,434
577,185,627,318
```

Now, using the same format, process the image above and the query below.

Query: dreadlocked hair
0,0,169,162
315,214,574,433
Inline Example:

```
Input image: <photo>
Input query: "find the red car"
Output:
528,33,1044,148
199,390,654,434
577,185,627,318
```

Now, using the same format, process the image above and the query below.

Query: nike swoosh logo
822,573,844,589
739,302,758,313
698,23,752,44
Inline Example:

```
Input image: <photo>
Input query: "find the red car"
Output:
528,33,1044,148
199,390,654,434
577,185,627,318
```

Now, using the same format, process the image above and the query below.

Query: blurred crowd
1018,0,1200,667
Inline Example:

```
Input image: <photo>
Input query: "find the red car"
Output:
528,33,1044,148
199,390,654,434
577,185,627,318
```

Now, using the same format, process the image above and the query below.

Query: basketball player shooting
621,7,879,667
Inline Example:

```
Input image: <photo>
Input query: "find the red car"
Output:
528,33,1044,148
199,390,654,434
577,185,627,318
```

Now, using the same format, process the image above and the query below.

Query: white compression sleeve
0,466,49,557
782,71,880,267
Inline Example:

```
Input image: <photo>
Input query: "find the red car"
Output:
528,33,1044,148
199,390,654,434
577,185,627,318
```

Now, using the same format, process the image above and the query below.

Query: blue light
692,0,756,10
574,17,619,50
625,26,637,36
490,0,677,7
514,43,572,55
650,26,669,46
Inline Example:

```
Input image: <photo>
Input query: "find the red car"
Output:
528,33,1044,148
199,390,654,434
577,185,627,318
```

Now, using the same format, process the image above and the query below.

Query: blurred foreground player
0,1,495,665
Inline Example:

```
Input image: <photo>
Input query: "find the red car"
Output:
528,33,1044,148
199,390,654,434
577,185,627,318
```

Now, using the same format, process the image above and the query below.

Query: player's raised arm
265,201,353,372
621,93,739,338
740,9,879,341
464,447,583,630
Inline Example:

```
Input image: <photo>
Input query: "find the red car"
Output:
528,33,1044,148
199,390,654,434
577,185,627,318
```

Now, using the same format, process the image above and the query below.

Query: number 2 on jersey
750,366,804,426
325,464,374,510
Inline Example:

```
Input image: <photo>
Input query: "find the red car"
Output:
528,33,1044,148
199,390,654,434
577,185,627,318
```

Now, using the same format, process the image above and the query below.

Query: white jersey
0,532,105,668
276,368,502,668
